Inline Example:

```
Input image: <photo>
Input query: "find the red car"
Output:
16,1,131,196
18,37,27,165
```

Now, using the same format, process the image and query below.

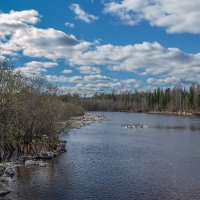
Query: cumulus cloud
69,42,200,76
1,9,200,93
45,75,83,83
0,9,41,57
67,41,200,88
63,69,73,74
0,9,92,59
65,22,75,28
24,61,58,68
147,77,180,85
0,9,40,39
79,66,101,74
45,74,112,83
70,3,98,23
7,27,91,60
103,0,200,33
16,61,58,76
52,75,140,95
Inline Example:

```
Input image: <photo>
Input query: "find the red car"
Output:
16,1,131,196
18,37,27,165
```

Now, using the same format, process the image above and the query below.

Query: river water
4,112,200,200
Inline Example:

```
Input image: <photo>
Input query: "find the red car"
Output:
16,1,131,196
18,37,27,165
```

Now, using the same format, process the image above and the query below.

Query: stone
37,160,48,167
67,114,109,129
124,124,149,129
25,159,48,167
37,152,54,159
25,160,36,166
5,167,14,178
56,140,67,153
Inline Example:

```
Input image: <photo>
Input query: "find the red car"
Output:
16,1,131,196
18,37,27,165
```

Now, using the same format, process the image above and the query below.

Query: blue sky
1,0,200,95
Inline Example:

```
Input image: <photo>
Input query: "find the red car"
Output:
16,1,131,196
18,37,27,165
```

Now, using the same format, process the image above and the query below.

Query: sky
0,0,200,95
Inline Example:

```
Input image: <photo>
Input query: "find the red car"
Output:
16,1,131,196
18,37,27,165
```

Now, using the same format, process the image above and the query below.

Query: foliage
0,60,84,162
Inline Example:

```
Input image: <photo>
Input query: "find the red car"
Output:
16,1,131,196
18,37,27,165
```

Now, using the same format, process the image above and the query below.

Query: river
3,112,200,200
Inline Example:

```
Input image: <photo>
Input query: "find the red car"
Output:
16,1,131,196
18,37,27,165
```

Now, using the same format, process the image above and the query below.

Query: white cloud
68,41,200,88
24,61,58,68
16,61,58,76
63,69,73,74
84,74,112,82
69,42,200,76
0,9,41,57
8,26,91,60
45,74,112,83
45,75,83,83
79,66,101,74
1,9,200,94
57,77,140,95
65,22,75,28
121,79,140,88
0,10,40,39
70,3,98,23
147,77,180,85
103,0,200,33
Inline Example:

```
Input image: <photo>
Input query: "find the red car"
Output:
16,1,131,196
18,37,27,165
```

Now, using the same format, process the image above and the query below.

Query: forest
78,85,200,114
60,84,200,115
0,60,84,162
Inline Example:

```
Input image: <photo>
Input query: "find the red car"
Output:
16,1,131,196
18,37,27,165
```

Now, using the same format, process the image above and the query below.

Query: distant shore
147,111,200,117
88,110,200,118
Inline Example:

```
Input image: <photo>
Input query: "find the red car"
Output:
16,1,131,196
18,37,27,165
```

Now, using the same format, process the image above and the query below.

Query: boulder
0,166,14,183
5,167,14,178
37,160,48,167
25,159,48,167
124,124,149,129
56,141,67,153
25,160,36,166
37,152,54,159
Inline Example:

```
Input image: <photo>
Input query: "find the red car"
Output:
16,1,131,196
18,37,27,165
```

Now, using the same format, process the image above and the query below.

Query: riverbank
147,111,200,117
0,113,109,197
0,163,16,196
0,139,67,197
88,110,200,118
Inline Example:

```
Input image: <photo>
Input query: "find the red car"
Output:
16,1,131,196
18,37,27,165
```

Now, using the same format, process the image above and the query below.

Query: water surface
4,112,200,200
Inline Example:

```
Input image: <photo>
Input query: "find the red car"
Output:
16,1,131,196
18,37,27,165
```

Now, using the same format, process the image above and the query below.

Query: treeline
79,85,200,114
0,60,84,162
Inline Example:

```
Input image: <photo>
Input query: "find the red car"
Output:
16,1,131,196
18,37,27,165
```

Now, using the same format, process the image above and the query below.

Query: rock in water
37,152,54,159
25,160,36,166
124,124,149,129
25,159,48,167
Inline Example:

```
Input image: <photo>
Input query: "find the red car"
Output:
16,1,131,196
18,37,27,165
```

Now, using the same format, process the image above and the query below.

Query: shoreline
88,110,200,118
0,113,109,197
147,111,200,117
0,140,67,197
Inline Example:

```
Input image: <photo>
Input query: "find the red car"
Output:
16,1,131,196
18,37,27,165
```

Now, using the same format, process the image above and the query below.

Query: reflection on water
4,112,200,200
